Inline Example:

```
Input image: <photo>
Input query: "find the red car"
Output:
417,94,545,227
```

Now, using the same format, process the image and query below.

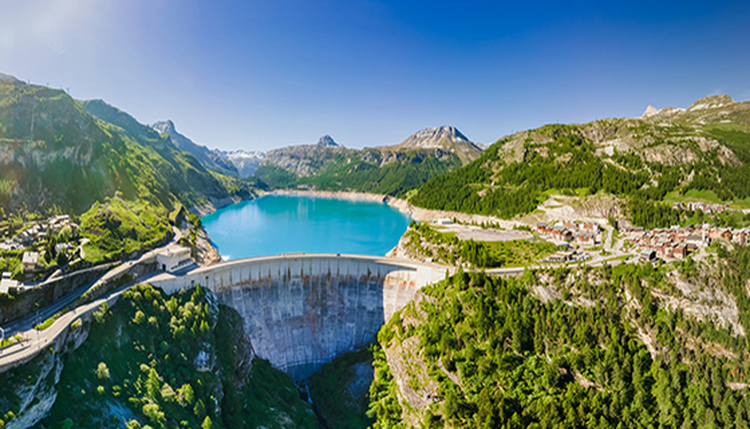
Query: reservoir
201,194,411,260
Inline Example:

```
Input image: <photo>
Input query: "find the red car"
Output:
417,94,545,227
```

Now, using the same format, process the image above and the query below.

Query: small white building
0,272,18,295
22,252,39,272
435,218,453,226
156,246,193,273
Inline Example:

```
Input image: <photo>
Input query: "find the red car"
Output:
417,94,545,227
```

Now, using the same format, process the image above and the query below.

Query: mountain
254,127,483,196
253,135,356,187
257,135,353,177
213,148,266,177
394,125,483,164
316,134,339,147
151,120,238,176
410,94,750,224
0,76,252,214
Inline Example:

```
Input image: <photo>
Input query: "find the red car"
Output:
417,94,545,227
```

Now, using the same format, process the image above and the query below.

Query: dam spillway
147,254,448,380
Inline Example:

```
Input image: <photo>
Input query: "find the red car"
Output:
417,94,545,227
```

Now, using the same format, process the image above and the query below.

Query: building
156,246,194,273
550,226,573,242
435,218,453,226
673,245,687,259
22,252,39,272
574,233,595,245
546,251,575,262
0,272,19,295
639,250,656,262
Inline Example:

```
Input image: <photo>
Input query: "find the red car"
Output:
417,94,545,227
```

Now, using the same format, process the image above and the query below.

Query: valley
1,73,750,429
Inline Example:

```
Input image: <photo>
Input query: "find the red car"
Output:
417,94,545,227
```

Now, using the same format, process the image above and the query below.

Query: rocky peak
398,126,474,150
688,94,736,111
642,105,660,118
316,135,339,147
151,120,177,135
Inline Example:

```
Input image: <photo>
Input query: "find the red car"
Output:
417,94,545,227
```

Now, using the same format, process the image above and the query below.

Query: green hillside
371,245,750,428
410,95,750,225
0,78,252,215
0,284,318,429
294,148,465,197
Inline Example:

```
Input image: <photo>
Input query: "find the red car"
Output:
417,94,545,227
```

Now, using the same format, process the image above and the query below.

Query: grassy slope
80,198,171,263
402,221,556,268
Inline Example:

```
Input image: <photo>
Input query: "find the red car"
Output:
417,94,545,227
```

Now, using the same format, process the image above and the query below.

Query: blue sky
1,0,749,150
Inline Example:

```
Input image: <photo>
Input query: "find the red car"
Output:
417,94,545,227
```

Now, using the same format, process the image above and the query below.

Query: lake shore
270,189,521,229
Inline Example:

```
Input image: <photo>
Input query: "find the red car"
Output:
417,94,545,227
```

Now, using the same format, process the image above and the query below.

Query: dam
148,253,449,380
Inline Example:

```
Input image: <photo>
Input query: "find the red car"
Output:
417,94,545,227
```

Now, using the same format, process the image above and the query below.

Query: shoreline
189,194,255,218
270,189,521,229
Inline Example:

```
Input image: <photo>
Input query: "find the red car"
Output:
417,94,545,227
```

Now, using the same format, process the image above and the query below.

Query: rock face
148,255,448,380
642,105,660,118
316,135,339,147
398,126,471,149
151,120,238,176
259,136,354,177
5,351,63,429
688,94,736,111
1,313,93,428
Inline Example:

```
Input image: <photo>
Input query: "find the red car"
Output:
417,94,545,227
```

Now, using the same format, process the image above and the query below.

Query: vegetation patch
80,197,171,263
403,221,555,268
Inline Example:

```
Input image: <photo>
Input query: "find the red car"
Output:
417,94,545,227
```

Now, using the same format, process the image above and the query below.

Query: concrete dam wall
148,254,448,380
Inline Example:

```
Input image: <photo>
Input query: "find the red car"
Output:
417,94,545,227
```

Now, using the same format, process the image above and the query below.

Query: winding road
0,227,183,371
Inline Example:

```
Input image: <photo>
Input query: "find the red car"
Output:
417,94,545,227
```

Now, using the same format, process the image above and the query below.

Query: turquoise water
201,195,412,260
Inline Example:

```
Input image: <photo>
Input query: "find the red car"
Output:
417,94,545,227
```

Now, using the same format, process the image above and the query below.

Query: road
0,227,182,357
0,223,635,372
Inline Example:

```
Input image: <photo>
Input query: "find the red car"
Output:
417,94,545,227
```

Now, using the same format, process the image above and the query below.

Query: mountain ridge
254,126,483,194
0,79,252,215
151,119,238,176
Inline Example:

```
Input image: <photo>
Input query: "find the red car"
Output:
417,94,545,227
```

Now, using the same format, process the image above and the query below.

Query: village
0,214,78,251
535,215,749,264
0,211,197,296
0,214,82,294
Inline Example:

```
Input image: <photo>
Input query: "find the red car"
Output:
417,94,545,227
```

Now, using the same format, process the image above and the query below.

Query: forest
370,244,750,428
0,284,317,429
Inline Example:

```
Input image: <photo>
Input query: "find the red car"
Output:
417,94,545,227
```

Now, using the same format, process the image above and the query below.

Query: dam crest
147,254,449,380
